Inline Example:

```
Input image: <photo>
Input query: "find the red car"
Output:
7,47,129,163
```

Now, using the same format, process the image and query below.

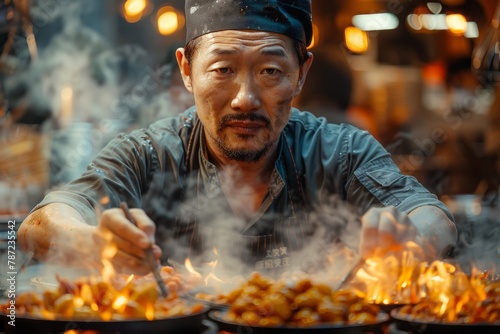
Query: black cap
185,0,313,46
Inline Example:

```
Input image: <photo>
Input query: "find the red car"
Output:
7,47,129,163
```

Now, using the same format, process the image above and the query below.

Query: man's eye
264,68,279,75
217,68,230,74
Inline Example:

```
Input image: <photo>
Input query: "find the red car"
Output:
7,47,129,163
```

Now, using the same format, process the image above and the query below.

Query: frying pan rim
390,306,500,327
208,308,391,333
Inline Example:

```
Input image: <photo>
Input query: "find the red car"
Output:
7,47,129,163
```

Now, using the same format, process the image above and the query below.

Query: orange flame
352,239,497,323
415,261,491,322
145,302,155,321
184,248,227,286
184,258,203,279
100,230,118,283
351,242,423,305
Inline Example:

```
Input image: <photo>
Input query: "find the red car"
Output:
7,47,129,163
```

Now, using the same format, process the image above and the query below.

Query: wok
0,303,209,334
390,307,500,334
208,309,390,334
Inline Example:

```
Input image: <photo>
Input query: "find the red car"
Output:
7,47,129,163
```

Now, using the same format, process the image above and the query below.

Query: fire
112,294,129,310
2,274,204,321
184,247,227,286
1,225,204,322
184,258,203,280
350,240,499,323
413,261,492,322
204,256,223,286
350,241,423,305
396,259,500,323
100,230,118,283
145,302,155,321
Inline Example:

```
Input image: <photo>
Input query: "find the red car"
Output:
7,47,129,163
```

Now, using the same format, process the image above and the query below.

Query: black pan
390,307,500,334
0,304,209,334
208,309,390,334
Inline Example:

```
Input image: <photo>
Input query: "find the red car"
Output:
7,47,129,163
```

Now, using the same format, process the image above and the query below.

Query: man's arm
18,203,100,268
18,203,162,274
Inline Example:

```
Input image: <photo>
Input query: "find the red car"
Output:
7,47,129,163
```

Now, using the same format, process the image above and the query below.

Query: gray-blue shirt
35,107,452,267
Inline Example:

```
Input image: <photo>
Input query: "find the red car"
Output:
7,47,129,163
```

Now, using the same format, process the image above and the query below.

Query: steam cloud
141,167,364,288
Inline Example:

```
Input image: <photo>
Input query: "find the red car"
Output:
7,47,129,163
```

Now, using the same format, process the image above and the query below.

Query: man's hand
94,208,162,275
360,206,417,258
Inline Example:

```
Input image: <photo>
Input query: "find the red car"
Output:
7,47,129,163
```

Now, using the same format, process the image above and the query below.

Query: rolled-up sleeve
285,111,453,222
344,128,453,220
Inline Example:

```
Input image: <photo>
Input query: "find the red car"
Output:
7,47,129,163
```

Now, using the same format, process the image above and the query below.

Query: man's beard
216,140,272,163
215,113,273,163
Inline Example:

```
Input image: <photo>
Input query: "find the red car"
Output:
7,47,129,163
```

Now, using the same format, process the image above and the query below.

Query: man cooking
18,0,457,275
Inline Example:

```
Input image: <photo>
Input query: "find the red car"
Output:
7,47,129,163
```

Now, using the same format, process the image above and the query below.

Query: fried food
220,272,382,327
0,268,203,321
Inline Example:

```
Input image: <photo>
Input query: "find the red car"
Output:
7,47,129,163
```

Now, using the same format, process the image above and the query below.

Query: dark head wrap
185,0,312,46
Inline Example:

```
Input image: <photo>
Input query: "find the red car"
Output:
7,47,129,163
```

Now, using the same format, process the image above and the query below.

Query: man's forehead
199,30,293,52
206,46,288,58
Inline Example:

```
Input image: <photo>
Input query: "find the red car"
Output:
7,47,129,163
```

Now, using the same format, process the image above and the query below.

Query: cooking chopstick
120,202,169,298
336,257,365,290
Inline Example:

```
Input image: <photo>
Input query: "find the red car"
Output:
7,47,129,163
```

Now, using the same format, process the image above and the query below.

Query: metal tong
336,257,366,290
120,202,169,298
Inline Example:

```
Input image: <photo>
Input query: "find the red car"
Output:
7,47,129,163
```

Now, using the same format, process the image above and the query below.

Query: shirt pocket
365,170,404,187
354,168,428,207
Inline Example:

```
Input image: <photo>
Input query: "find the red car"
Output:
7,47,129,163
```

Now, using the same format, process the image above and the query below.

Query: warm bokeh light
123,0,147,23
407,12,475,38
307,23,319,49
156,6,184,35
158,11,178,35
344,26,369,53
446,13,467,35
124,0,146,16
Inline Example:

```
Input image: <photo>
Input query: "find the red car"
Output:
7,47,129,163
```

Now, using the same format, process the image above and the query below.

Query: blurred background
1,0,500,266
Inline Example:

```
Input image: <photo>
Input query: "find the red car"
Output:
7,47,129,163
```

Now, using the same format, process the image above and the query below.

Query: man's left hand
360,206,417,258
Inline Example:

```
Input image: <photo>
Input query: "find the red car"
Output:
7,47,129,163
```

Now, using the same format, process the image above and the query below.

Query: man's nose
231,77,261,112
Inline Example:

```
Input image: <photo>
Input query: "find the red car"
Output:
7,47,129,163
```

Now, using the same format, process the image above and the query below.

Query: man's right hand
18,203,162,275
94,207,162,275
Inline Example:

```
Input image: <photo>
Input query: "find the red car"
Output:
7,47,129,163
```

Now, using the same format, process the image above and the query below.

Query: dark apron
171,113,313,275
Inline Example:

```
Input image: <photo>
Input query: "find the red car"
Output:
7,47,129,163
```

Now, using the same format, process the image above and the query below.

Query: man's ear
176,48,193,93
294,52,313,98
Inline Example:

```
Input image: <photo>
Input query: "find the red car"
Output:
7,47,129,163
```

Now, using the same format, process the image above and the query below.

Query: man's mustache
219,113,271,128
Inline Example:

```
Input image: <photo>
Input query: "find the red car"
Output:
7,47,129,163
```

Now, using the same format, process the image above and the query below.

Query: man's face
177,30,311,163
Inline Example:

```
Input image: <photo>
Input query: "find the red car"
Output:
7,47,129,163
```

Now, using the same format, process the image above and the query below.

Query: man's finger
100,208,151,248
130,208,157,244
